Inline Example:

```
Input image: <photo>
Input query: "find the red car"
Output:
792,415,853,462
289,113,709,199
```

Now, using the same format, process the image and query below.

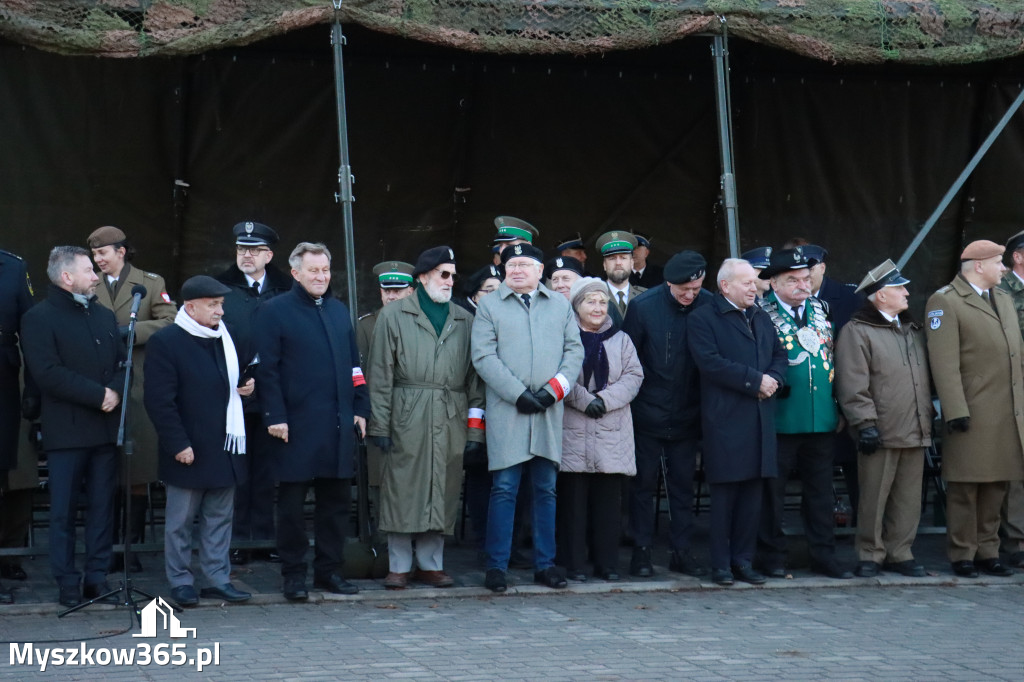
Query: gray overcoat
471,282,584,470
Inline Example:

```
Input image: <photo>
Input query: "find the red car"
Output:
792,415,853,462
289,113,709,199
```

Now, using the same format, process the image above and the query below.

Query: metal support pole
712,18,740,258
331,1,359,325
897,85,1024,269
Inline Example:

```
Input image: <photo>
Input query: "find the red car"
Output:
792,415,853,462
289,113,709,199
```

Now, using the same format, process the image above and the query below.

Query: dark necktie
251,280,261,296
983,290,998,317
793,305,804,327
617,291,626,315
521,293,531,309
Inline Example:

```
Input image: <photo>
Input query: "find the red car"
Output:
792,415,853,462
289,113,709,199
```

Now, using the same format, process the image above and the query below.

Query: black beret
544,255,584,279
413,245,457,277
463,264,503,297
663,251,707,284
500,242,544,265
233,221,279,246
181,275,232,301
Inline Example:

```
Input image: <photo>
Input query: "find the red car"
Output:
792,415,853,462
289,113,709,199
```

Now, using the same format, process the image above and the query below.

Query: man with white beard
367,246,485,589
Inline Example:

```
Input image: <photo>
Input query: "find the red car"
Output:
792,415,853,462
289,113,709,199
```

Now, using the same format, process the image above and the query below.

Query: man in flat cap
492,216,539,256
757,247,852,579
927,239,1024,578
741,246,773,304
256,242,370,600
688,258,787,586
545,256,585,301
367,247,484,589
144,276,254,606
216,221,292,566
998,229,1024,568
22,246,126,606
88,225,175,572
597,231,646,318
471,242,584,592
629,232,664,289
836,260,933,578
555,233,591,274
620,250,711,578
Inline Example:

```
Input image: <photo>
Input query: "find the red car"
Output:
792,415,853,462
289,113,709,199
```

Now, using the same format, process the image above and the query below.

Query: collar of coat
497,281,556,301
849,300,919,330
46,283,93,310
216,262,292,292
290,280,335,305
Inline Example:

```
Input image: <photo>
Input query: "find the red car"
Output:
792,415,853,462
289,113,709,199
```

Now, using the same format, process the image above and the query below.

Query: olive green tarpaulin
1,1,1024,64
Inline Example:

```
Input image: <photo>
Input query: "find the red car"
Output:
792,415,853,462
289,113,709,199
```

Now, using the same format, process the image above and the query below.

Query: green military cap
855,259,910,295
596,230,638,256
493,216,539,244
372,260,415,288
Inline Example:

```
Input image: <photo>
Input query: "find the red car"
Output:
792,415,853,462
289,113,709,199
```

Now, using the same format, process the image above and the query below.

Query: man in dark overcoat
145,276,254,606
256,242,370,600
621,250,712,578
21,246,125,606
215,220,292,566
689,259,787,586
0,247,33,604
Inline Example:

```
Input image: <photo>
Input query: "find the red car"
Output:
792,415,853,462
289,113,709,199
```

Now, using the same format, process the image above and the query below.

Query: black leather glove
516,390,545,414
118,325,130,340
21,395,40,421
857,425,881,455
584,396,607,419
370,436,393,453
533,388,556,409
463,440,487,470
947,417,970,433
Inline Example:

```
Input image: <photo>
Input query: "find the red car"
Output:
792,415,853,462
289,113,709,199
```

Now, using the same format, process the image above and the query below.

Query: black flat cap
233,221,279,246
500,242,544,265
413,245,457,277
759,246,818,280
181,275,232,301
664,251,707,284
544,255,584,279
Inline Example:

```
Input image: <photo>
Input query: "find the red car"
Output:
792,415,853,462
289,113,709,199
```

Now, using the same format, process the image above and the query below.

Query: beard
423,279,452,303
607,268,630,285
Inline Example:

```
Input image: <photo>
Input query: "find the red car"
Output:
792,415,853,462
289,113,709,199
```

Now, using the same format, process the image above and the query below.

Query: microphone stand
60,292,157,623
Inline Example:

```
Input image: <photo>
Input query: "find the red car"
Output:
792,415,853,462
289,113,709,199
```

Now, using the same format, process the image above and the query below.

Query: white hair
716,257,749,286
289,242,331,270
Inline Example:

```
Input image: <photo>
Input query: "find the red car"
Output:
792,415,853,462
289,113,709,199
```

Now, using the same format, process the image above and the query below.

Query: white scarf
174,307,246,454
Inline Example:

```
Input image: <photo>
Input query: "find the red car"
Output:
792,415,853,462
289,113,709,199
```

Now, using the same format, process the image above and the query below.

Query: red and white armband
547,374,570,401
468,408,485,431
352,367,366,387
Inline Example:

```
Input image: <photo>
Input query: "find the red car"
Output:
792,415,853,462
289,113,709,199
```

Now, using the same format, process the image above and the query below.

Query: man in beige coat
926,240,1024,578
836,260,933,578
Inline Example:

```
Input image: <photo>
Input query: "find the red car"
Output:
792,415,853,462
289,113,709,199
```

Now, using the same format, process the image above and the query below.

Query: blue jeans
485,457,557,572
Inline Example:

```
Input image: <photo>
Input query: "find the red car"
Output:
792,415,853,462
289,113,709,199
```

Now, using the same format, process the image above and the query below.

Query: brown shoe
413,569,454,588
382,572,409,589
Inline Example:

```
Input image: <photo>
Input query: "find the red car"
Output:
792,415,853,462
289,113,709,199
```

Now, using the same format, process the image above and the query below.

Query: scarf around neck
579,320,618,392
174,307,246,454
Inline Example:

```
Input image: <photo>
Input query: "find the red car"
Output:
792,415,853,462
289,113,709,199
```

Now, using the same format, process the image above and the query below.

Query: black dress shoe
1,564,27,581
855,561,881,578
951,561,979,578
761,565,787,579
171,584,199,607
83,581,120,604
283,577,309,601
594,567,620,581
711,568,734,586
975,558,1014,577
669,550,709,577
0,585,13,605
200,583,252,602
566,569,588,582
230,549,251,566
58,585,81,607
533,566,567,589
883,560,926,577
812,558,854,579
731,565,767,585
484,568,507,593
314,574,359,595
630,546,654,577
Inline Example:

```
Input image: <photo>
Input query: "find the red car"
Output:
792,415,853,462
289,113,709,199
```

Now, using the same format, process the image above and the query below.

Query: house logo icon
133,597,197,639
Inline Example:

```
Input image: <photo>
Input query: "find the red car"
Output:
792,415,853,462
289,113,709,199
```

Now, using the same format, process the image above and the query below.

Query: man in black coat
621,250,712,578
145,276,254,607
256,242,370,600
215,220,292,565
21,246,125,607
689,259,788,586
0,248,33,604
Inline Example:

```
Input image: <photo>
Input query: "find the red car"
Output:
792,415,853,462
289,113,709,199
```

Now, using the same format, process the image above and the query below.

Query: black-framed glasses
436,269,459,282
236,246,271,256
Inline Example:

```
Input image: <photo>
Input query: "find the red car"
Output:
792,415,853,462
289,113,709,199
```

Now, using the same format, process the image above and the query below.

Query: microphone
129,284,147,319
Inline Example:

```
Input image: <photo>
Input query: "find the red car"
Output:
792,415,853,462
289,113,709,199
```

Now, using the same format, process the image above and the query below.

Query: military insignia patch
245,221,254,234
514,244,523,255
161,292,172,303
448,248,454,259
930,317,941,330
25,272,33,297
556,258,563,267
927,310,943,317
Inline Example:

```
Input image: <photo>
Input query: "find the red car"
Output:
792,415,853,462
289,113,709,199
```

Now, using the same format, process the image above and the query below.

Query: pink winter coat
560,318,644,475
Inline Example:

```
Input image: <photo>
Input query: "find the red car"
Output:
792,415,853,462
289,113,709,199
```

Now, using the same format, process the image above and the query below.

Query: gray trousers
388,532,444,572
164,484,234,588
856,447,923,564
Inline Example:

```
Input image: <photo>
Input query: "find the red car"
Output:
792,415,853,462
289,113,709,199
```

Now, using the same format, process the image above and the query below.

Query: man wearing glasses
215,221,292,566
367,246,484,589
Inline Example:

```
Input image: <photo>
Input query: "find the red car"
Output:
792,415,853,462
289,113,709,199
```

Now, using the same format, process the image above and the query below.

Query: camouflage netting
1,1,1024,64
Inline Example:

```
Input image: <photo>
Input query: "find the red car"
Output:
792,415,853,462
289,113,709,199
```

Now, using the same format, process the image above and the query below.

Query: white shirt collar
606,280,629,296
1014,270,1024,286
967,280,985,297
245,273,265,290
879,309,900,325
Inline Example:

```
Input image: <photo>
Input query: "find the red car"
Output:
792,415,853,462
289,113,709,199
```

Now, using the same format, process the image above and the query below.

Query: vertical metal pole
331,1,359,325
712,18,740,258
896,85,1024,269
